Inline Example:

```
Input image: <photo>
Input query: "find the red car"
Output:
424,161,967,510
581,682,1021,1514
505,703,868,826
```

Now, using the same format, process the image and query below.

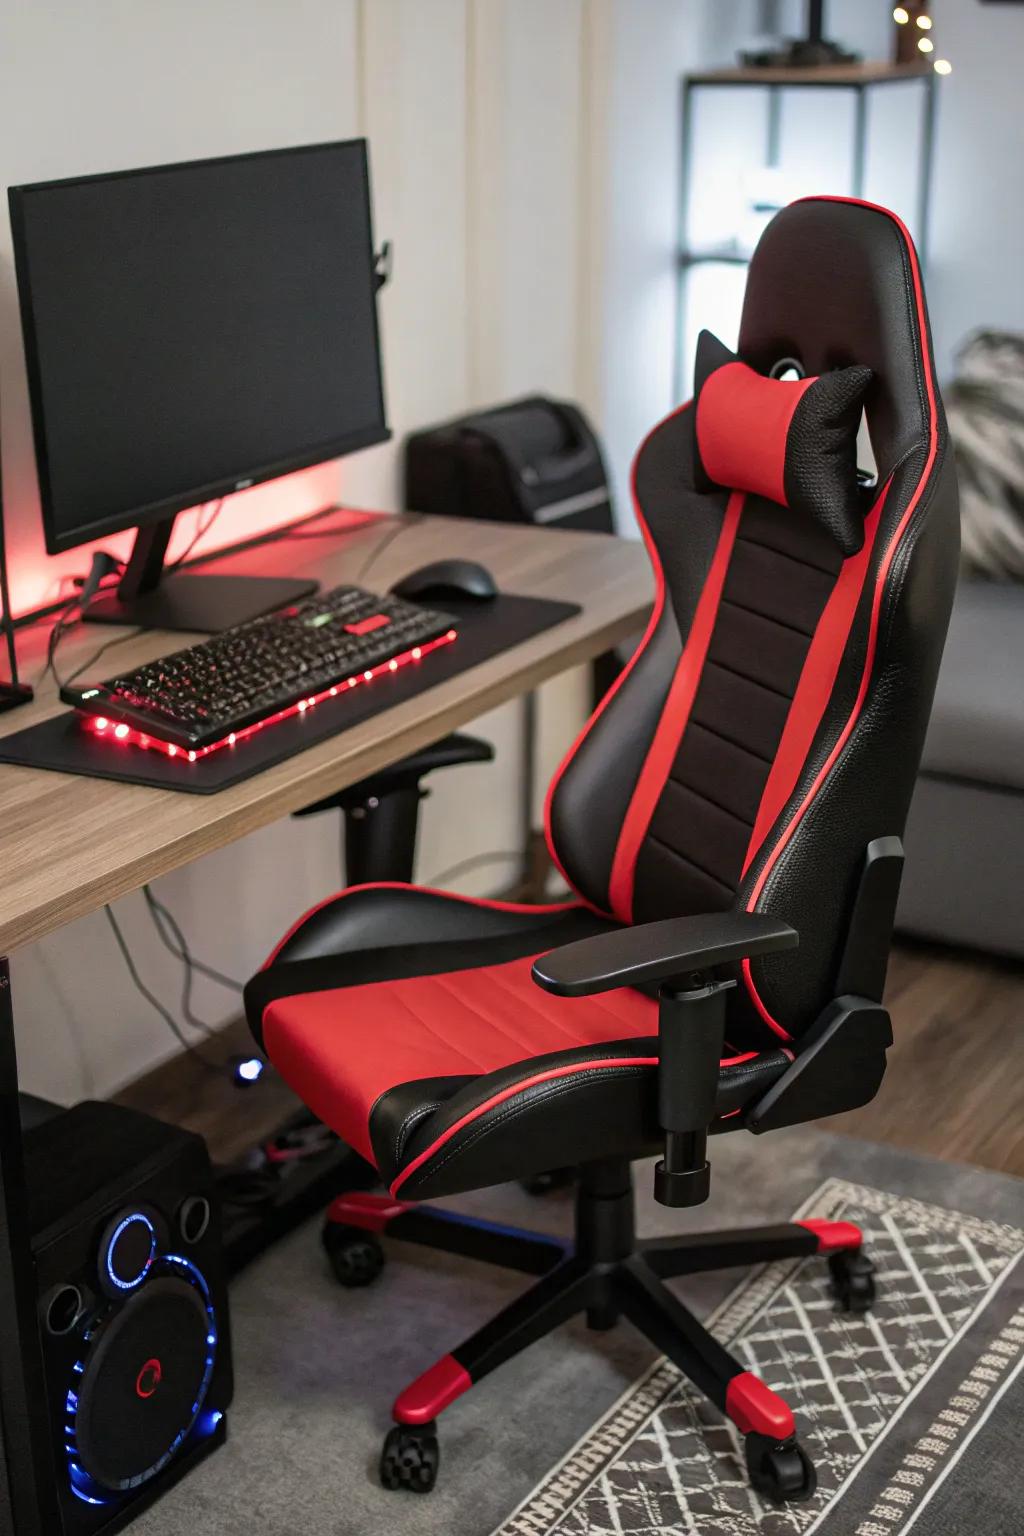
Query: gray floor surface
134,1127,1024,1536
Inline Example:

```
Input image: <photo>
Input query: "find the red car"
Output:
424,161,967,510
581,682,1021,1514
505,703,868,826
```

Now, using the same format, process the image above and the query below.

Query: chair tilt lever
654,975,734,1209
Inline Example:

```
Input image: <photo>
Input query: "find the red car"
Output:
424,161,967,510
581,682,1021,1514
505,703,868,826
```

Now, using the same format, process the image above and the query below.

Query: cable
350,516,418,586
167,499,225,572
38,591,81,687
38,553,125,688
422,850,523,889
142,893,220,1038
143,884,244,1001
56,624,145,690
103,906,227,1074
273,508,380,542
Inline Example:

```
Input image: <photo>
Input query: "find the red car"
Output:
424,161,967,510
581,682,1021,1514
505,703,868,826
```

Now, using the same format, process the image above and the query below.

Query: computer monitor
9,139,390,632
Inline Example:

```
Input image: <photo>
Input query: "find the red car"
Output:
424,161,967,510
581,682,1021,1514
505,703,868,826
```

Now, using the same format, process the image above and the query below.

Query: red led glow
81,629,458,764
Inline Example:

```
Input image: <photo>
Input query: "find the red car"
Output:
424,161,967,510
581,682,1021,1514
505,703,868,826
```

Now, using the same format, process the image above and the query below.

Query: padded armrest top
533,911,798,997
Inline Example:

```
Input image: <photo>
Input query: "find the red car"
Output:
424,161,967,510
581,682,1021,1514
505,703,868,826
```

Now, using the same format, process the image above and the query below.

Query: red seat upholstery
246,883,780,1192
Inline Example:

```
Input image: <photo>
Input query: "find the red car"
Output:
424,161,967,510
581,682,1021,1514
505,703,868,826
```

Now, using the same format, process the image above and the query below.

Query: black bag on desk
404,396,614,533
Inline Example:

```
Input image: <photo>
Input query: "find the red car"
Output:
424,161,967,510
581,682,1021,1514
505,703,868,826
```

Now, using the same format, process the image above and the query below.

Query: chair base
323,1160,872,1503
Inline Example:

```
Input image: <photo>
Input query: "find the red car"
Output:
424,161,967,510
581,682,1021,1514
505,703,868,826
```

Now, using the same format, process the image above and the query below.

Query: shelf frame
675,62,939,400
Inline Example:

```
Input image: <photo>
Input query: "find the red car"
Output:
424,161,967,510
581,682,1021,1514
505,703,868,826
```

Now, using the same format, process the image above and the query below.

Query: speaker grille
66,1255,218,1501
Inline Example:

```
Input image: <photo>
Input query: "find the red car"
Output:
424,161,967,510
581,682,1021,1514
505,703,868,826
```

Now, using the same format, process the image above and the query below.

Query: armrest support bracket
654,978,735,1208
532,911,798,1210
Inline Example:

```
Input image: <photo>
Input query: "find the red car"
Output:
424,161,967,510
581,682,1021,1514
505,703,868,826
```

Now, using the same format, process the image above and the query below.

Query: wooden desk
0,511,651,954
0,509,651,1534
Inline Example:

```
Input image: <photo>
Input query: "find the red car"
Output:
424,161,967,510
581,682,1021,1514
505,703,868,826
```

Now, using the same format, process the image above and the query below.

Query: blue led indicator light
105,1212,157,1291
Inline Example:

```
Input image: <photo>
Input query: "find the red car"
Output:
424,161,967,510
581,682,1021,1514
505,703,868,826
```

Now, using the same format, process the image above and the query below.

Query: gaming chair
244,198,960,1505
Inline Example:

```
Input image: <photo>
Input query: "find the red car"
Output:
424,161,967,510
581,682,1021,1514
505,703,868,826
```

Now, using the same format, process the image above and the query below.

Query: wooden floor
115,1014,303,1168
117,939,1024,1180
831,938,1024,1178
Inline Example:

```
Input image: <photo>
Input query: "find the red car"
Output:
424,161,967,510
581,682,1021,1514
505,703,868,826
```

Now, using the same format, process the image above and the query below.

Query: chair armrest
295,732,494,817
532,911,798,998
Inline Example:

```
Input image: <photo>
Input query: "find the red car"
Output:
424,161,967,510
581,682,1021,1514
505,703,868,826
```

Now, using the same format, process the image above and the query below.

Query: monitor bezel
8,138,391,556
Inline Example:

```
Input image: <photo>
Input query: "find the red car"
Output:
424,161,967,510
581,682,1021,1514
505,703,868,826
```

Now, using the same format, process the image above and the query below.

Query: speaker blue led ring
99,1210,157,1297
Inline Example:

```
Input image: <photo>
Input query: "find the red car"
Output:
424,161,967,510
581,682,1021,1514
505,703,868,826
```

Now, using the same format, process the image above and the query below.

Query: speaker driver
69,1258,218,1497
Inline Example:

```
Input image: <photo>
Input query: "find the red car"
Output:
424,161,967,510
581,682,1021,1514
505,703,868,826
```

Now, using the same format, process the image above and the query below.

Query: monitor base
84,572,319,634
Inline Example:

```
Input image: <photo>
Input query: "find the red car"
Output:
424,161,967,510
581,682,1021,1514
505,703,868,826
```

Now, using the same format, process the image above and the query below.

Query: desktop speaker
24,1099,232,1533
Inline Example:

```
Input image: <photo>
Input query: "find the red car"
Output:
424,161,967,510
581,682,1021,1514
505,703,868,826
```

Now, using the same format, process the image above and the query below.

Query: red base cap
393,1354,471,1426
325,1191,412,1233
725,1372,796,1440
796,1218,863,1255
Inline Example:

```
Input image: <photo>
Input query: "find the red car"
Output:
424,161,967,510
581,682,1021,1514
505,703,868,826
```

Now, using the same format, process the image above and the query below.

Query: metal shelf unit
676,61,939,396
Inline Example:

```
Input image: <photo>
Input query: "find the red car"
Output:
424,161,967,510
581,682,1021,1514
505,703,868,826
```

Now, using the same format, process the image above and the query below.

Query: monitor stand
83,514,318,634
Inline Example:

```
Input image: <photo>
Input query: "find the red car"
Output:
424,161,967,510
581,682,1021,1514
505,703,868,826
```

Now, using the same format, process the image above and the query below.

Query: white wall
0,0,597,1102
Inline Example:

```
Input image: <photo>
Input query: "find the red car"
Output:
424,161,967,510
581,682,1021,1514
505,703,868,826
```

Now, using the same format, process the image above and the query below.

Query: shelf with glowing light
80,629,458,763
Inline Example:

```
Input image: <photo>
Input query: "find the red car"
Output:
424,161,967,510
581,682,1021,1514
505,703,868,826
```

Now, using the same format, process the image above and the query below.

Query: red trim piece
263,883,584,969
725,1372,796,1440
392,1354,472,1426
741,485,888,877
720,1051,759,1067
607,490,745,922
390,1056,658,1195
743,196,941,1038
325,1191,412,1233
796,1218,862,1255
344,613,391,635
697,361,813,507
389,1047,760,1196
542,401,692,909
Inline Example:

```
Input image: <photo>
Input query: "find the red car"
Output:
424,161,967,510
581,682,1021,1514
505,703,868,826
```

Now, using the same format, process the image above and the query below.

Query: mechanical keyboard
62,585,458,761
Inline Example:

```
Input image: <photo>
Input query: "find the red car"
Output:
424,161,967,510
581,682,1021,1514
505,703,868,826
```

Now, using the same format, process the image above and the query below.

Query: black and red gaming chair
244,198,959,1504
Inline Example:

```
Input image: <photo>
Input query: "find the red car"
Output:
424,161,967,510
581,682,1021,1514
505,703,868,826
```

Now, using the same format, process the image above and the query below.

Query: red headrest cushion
692,329,873,555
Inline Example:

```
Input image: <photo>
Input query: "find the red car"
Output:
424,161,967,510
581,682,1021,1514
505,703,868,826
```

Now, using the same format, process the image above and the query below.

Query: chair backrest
545,197,960,1046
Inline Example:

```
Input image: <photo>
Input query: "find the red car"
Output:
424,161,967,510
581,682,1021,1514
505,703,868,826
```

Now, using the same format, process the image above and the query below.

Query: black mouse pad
0,594,580,795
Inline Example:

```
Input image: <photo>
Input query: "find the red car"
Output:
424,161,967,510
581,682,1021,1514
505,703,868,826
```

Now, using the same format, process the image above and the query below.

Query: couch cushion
920,581,1024,792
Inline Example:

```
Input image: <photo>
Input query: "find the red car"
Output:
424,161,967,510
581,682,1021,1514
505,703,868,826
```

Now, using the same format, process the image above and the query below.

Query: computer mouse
391,558,498,603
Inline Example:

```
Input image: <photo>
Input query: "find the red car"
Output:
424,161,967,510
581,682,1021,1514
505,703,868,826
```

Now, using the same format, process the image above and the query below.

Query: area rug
495,1177,1024,1536
134,1128,1024,1536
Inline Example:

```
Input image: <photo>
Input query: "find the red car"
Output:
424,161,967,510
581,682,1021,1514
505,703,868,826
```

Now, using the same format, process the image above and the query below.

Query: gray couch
898,580,1023,958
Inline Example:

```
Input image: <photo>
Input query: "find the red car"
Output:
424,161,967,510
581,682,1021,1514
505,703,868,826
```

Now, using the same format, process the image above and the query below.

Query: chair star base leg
364,1160,848,1501
325,1190,567,1274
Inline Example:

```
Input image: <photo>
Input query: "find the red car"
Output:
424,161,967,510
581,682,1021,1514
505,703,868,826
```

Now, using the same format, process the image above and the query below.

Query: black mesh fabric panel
632,497,843,923
782,366,873,554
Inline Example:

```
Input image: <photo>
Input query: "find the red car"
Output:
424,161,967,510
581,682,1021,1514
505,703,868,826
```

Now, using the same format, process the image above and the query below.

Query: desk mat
0,594,579,795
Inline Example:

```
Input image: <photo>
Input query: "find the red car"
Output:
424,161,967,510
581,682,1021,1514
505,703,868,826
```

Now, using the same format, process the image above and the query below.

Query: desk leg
0,956,60,1534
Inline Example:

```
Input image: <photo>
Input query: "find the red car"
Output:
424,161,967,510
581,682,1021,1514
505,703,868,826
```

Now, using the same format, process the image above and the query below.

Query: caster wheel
745,1432,817,1505
321,1222,385,1287
520,1167,575,1196
380,1422,439,1493
829,1249,876,1313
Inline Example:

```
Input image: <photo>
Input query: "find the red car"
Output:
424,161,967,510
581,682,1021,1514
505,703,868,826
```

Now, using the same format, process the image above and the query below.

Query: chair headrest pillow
692,329,873,555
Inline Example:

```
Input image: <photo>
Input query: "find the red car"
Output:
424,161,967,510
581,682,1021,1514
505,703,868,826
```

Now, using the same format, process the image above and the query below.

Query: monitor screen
9,140,389,554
